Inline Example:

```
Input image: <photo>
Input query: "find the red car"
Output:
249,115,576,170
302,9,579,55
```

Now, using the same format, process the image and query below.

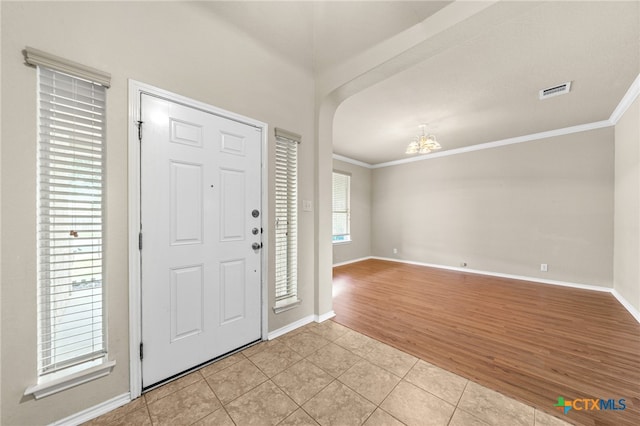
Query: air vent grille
539,81,571,100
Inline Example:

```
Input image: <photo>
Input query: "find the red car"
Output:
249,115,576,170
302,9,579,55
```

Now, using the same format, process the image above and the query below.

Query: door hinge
137,120,143,142
139,342,144,360
138,232,143,250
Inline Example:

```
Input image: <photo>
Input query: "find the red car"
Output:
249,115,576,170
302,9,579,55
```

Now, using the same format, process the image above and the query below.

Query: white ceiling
197,1,451,74
333,1,640,165
200,1,639,165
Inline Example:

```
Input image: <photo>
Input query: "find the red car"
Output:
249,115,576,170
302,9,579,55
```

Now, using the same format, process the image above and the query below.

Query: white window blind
332,171,351,243
37,66,107,376
274,129,299,310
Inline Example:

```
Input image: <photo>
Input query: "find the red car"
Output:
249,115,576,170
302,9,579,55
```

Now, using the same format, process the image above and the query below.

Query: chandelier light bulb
406,124,442,155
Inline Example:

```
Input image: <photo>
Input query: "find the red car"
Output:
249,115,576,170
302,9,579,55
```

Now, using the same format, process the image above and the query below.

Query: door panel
170,161,203,245
141,94,262,387
220,169,246,241
170,265,204,341
220,259,246,324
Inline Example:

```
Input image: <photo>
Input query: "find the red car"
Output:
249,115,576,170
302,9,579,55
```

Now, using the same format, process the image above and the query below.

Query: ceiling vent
539,81,572,100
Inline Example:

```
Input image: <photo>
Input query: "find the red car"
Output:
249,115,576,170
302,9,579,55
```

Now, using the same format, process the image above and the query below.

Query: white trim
316,310,336,323
49,392,130,426
333,120,612,170
268,315,315,340
372,120,612,169
611,289,640,324
609,73,640,124
273,298,302,314
127,80,142,400
25,361,116,400
334,72,640,170
371,256,612,292
332,153,373,169
333,256,373,267
367,256,640,324
334,255,640,324
260,114,270,344
266,310,337,340
128,80,269,398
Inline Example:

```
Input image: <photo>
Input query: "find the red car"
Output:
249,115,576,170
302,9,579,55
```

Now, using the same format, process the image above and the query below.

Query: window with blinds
332,171,351,243
274,129,300,311
36,66,107,376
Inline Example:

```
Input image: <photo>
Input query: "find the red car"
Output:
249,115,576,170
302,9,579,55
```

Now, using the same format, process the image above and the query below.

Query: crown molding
371,120,612,169
332,154,373,169
333,72,640,170
609,73,640,125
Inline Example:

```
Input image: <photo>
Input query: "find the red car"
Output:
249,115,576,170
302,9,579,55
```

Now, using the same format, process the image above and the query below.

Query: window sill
24,359,116,400
332,240,352,245
273,298,302,314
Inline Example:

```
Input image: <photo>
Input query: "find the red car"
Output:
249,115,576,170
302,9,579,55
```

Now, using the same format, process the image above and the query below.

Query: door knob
252,242,262,250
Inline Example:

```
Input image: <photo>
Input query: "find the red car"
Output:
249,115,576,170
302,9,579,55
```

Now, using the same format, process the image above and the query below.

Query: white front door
140,94,262,387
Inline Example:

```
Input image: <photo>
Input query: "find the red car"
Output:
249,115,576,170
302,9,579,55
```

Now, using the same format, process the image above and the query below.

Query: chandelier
406,124,441,154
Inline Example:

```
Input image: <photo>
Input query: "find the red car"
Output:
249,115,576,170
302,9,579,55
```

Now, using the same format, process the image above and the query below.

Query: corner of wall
613,95,640,314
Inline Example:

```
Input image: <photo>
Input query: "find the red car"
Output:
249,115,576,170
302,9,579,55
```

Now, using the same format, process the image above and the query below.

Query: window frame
24,47,115,399
332,171,352,244
273,128,301,313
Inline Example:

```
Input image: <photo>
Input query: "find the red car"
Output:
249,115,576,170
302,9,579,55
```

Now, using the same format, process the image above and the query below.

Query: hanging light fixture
406,124,441,154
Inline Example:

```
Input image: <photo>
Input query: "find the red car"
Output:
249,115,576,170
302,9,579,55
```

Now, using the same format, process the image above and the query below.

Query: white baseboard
267,314,315,340
316,310,336,322
366,256,640,324
50,392,131,426
333,256,373,267
611,289,640,324
371,256,613,292
267,309,338,340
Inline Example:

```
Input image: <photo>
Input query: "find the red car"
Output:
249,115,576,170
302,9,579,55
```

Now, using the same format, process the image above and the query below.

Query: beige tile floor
85,321,572,426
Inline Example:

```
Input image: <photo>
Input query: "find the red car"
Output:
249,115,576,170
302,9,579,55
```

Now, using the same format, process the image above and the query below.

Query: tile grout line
446,380,470,426
273,328,367,425
123,326,503,426
242,335,338,426
197,371,229,425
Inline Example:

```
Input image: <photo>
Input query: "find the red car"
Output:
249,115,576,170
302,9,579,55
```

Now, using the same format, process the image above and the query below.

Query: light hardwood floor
332,259,640,426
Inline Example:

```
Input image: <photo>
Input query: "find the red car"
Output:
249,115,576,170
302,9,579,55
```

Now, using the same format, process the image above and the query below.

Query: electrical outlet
540,263,548,272
392,248,398,254
302,200,312,212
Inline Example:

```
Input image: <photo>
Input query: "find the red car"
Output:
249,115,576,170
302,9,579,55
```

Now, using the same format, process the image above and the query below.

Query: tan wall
614,97,640,312
332,159,372,264
371,128,615,287
0,2,315,424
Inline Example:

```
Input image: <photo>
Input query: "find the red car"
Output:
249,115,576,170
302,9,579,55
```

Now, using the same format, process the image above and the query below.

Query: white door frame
127,80,269,398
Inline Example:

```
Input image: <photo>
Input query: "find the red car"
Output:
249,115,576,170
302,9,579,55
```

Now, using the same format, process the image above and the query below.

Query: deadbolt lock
252,209,260,218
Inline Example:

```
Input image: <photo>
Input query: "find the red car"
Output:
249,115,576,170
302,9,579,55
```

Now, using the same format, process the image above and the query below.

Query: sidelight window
274,128,301,312
28,48,110,379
